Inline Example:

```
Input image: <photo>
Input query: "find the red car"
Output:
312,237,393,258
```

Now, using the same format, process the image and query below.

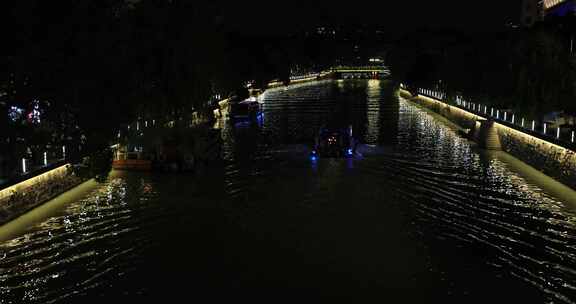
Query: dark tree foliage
390,24,576,121
4,0,314,180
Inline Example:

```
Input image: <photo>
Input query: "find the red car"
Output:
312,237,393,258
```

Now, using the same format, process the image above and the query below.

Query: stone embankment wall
399,90,576,189
0,164,86,225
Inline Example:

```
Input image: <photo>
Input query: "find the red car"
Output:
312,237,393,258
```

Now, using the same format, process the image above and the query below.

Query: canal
1,80,575,303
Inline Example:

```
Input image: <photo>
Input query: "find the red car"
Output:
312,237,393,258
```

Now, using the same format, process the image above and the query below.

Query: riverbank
0,163,90,226
399,89,576,190
215,72,335,119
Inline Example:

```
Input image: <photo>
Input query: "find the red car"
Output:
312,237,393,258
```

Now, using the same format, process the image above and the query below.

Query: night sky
6,1,523,40
219,1,522,35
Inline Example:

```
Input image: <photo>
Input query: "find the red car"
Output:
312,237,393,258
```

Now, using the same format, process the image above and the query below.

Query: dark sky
220,1,522,35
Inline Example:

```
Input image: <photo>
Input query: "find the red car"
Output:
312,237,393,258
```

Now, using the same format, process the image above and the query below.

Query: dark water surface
1,80,575,303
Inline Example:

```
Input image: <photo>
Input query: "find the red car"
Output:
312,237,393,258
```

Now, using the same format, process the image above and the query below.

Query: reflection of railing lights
544,123,547,134
572,131,575,143
557,127,561,139
484,106,487,114
512,114,515,124
44,152,48,166
532,121,536,131
22,158,26,173
491,108,494,116
62,146,66,159
497,110,500,119
504,112,507,121
521,118,525,127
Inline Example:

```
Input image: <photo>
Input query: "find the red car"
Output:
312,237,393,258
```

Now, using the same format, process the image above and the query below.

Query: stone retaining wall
399,90,576,189
0,164,87,225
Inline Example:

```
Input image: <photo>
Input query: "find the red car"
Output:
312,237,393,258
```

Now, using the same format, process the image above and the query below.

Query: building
521,0,576,27
543,0,576,17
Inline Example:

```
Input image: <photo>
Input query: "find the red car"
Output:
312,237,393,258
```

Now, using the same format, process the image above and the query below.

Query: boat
311,125,356,159
112,152,152,171
228,97,262,122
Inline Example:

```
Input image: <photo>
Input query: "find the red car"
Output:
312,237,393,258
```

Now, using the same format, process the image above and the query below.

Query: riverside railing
1,144,71,188
399,84,576,152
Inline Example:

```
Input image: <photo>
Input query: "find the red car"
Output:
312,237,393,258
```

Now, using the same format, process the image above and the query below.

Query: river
0,80,575,303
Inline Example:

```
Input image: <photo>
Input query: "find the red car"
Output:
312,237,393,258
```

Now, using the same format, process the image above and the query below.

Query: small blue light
311,156,317,161
346,148,353,157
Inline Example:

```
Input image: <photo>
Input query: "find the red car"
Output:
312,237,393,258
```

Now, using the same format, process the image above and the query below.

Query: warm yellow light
0,164,72,202
544,0,566,10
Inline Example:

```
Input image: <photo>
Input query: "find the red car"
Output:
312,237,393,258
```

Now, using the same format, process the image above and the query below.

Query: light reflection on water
0,80,575,303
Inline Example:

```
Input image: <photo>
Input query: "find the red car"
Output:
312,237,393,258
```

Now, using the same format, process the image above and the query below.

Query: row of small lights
21,146,66,174
453,95,575,144
289,73,321,81
403,84,576,145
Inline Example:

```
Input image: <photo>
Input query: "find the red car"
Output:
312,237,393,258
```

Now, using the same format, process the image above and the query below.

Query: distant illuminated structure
521,0,576,27
543,0,576,17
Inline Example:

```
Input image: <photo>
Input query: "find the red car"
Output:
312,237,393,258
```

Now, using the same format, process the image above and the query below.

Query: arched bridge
330,66,391,79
